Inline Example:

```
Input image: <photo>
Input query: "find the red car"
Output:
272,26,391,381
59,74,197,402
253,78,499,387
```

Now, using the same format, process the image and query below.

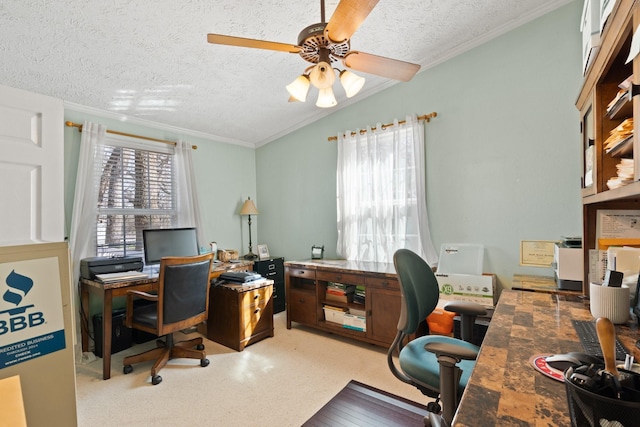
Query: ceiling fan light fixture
316,87,337,108
286,74,310,102
339,70,365,98
309,61,335,89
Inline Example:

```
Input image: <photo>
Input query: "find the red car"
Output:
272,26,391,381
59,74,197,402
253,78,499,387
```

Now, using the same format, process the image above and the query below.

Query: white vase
589,282,630,324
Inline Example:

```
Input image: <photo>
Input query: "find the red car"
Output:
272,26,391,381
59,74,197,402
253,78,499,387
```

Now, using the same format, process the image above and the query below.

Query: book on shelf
325,292,353,303
323,304,347,312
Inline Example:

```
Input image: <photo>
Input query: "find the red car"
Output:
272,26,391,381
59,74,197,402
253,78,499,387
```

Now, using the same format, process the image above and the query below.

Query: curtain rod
327,112,438,142
65,121,198,150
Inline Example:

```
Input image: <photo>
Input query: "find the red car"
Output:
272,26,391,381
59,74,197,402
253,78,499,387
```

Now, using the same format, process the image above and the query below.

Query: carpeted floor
75,312,429,426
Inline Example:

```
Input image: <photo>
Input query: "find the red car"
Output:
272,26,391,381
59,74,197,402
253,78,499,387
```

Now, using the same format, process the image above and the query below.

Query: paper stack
607,158,634,190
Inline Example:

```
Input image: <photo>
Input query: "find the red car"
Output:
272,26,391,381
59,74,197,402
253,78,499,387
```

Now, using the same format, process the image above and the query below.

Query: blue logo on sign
0,270,45,335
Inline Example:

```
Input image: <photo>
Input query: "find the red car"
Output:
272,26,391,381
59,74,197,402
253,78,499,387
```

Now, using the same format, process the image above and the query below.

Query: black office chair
388,249,486,427
123,253,213,385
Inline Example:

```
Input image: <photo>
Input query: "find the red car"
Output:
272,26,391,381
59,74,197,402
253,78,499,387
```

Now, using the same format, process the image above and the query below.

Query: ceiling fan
207,0,421,107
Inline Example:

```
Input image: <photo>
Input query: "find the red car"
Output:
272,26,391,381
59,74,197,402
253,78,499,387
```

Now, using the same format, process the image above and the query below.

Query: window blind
95,139,175,258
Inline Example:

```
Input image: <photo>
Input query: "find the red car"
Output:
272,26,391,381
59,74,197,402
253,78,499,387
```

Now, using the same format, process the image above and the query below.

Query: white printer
553,237,583,291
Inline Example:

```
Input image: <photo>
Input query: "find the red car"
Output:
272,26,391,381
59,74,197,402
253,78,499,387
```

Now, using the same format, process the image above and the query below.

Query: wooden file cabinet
207,280,274,351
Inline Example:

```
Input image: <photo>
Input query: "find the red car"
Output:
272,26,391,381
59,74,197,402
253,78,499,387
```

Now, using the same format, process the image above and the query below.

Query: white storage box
600,0,616,32
348,307,366,317
323,306,346,325
581,0,601,74
343,313,366,332
435,273,496,308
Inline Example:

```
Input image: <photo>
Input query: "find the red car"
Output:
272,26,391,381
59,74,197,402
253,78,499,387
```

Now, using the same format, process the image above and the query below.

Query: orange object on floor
426,308,455,336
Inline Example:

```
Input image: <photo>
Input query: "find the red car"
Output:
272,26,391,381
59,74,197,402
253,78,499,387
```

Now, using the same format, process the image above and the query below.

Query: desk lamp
240,197,259,260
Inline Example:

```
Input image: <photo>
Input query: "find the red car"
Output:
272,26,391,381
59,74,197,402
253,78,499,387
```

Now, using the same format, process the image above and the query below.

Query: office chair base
123,335,209,384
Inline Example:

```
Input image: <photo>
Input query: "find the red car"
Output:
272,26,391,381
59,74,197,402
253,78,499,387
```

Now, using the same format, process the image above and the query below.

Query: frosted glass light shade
316,87,337,108
309,61,335,89
340,70,365,97
286,75,310,102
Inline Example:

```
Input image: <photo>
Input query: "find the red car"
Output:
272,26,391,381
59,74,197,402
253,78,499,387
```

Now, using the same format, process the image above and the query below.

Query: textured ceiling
0,0,572,146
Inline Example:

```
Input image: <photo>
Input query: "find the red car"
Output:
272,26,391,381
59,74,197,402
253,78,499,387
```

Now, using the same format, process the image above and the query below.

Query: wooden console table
80,259,253,380
285,259,401,347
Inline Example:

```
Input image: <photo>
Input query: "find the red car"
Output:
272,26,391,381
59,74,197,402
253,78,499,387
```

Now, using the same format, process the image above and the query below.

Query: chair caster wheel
152,375,162,385
200,358,210,367
123,365,133,375
196,344,204,350
426,401,441,413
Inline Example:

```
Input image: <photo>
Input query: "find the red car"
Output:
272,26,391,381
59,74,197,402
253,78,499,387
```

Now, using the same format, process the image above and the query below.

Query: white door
0,85,76,427
0,84,64,244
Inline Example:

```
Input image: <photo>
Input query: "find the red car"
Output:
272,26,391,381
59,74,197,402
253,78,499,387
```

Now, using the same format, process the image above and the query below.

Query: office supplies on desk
572,319,628,361
219,271,262,283
95,271,149,283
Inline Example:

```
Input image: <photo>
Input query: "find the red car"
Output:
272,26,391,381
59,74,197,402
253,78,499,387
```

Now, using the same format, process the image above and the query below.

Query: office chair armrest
124,290,158,328
443,301,486,317
126,290,158,301
424,341,478,361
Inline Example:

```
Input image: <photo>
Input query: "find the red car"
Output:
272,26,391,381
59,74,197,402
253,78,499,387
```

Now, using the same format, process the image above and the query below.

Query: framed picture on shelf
257,244,270,260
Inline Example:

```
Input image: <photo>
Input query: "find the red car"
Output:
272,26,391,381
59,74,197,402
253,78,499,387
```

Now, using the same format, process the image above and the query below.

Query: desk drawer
365,276,399,290
317,270,361,285
241,286,272,310
287,267,316,280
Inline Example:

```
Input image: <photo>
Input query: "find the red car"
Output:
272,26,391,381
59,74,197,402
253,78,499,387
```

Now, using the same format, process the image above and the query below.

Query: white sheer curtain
174,139,204,246
69,121,105,361
336,114,437,264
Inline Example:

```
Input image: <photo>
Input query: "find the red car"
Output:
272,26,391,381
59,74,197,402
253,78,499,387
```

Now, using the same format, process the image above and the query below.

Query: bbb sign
0,257,66,369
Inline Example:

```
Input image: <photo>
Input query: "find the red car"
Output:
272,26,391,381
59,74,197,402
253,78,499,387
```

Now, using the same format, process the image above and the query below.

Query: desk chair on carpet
123,253,214,385
388,249,486,427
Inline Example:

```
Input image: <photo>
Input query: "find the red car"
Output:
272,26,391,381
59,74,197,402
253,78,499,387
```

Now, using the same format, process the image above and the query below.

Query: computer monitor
142,227,199,265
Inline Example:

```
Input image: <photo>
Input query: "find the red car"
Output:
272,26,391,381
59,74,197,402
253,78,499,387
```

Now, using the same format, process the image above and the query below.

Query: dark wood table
80,260,253,380
453,290,640,426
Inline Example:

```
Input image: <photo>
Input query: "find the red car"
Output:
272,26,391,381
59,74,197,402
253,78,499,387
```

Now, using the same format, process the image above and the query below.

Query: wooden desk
453,290,640,426
80,260,253,380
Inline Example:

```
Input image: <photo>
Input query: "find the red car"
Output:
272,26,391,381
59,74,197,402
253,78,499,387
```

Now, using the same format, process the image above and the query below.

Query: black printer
80,256,144,280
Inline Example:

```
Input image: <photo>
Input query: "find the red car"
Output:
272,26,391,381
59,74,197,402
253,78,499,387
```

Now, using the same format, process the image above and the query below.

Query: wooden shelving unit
577,0,640,294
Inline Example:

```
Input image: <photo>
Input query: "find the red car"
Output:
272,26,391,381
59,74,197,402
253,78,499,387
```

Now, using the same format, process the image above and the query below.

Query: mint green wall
256,1,583,294
63,111,257,259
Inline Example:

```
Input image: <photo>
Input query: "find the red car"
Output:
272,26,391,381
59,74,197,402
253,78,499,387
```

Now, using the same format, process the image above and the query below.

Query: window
95,137,176,258
336,116,436,263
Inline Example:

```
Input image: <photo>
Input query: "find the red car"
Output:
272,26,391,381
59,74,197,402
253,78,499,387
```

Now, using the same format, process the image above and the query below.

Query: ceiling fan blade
207,34,302,53
344,51,420,82
324,0,379,43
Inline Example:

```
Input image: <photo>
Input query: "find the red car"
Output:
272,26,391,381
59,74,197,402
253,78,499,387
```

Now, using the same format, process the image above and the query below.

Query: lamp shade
316,87,337,108
340,70,365,98
309,61,335,89
239,198,259,216
286,75,310,102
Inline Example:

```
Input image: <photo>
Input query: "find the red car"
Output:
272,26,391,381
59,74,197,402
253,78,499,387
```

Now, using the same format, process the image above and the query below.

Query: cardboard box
323,306,346,324
343,313,366,332
435,273,496,308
